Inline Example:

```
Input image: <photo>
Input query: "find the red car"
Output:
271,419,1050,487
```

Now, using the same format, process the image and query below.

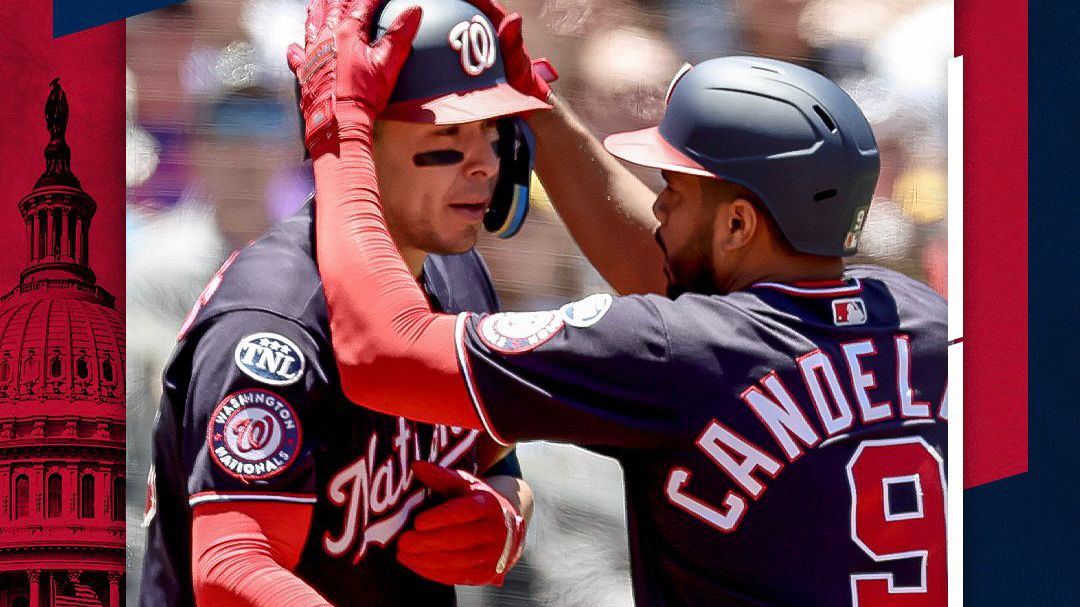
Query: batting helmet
372,0,549,238
604,56,880,257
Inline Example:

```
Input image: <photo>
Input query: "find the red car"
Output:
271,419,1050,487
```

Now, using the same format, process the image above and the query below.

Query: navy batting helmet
604,56,880,257
372,0,549,238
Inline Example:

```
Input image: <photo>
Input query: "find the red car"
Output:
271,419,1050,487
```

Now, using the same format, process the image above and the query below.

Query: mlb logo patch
832,297,868,326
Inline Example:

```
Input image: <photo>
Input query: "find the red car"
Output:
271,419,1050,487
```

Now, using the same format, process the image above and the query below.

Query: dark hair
702,178,797,254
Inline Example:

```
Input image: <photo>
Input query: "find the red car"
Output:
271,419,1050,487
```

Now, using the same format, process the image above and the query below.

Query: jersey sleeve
457,293,692,448
182,310,332,507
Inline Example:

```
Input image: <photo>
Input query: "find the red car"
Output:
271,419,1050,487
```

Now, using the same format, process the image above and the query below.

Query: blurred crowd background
125,0,952,604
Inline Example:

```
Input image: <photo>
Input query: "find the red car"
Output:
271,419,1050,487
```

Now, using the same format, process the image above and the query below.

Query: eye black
412,150,465,166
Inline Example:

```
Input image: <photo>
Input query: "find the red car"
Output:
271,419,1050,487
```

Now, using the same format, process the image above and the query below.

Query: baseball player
137,1,551,605
292,1,949,606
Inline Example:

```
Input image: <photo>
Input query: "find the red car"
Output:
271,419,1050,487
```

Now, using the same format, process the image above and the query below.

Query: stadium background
124,0,951,603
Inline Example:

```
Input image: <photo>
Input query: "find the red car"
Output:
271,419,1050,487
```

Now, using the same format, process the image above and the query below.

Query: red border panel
956,0,1029,488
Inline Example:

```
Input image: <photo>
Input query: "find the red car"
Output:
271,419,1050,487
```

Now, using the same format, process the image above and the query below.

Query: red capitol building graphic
0,81,125,606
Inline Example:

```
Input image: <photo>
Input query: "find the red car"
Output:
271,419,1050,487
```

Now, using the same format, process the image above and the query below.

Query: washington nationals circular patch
477,311,565,354
207,389,302,481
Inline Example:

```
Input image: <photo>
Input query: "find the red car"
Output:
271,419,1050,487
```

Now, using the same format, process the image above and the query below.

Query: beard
656,228,721,298
665,264,720,298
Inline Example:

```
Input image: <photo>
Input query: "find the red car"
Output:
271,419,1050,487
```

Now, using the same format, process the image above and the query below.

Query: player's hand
397,461,526,586
469,0,558,103
287,0,422,155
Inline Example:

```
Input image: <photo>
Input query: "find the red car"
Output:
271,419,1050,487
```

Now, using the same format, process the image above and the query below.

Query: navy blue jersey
139,201,517,607
458,266,947,607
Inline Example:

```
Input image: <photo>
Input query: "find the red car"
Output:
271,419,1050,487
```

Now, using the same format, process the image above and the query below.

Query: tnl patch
234,332,305,386
832,297,868,326
478,310,565,354
560,293,613,328
207,389,303,481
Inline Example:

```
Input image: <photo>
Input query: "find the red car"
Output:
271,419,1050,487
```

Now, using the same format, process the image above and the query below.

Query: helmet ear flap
484,118,533,238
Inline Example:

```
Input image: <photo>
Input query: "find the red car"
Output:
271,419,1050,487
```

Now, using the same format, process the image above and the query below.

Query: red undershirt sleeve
311,134,482,429
191,501,330,607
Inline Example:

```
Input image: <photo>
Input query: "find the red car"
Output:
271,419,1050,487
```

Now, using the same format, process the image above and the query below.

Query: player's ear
720,197,758,251
702,177,754,251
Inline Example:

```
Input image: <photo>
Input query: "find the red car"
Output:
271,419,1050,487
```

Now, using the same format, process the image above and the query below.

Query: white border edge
947,55,964,607
948,56,964,341
947,342,963,607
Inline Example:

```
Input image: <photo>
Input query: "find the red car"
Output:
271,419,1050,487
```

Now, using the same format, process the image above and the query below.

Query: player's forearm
311,139,480,429
485,474,534,523
193,545,331,607
527,95,667,295
192,503,331,607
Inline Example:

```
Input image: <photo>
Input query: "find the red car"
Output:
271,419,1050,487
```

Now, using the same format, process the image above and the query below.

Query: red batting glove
287,0,422,156
469,0,558,103
398,461,526,586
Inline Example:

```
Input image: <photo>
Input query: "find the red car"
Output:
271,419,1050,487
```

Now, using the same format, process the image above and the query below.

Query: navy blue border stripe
54,0,186,37
966,0,1080,602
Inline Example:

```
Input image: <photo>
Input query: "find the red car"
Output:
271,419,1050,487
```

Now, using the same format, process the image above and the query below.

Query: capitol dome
0,292,125,410
0,80,124,607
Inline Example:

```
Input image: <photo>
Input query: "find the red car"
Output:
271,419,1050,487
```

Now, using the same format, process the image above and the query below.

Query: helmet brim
603,126,714,178
381,82,551,125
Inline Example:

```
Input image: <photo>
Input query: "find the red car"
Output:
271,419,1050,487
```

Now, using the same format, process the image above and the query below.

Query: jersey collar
749,278,863,298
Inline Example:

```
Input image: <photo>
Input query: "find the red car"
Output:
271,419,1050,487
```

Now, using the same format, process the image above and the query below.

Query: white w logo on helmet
448,16,497,76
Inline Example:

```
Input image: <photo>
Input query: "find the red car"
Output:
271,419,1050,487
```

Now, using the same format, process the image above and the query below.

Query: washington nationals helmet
373,0,549,238
604,56,880,257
